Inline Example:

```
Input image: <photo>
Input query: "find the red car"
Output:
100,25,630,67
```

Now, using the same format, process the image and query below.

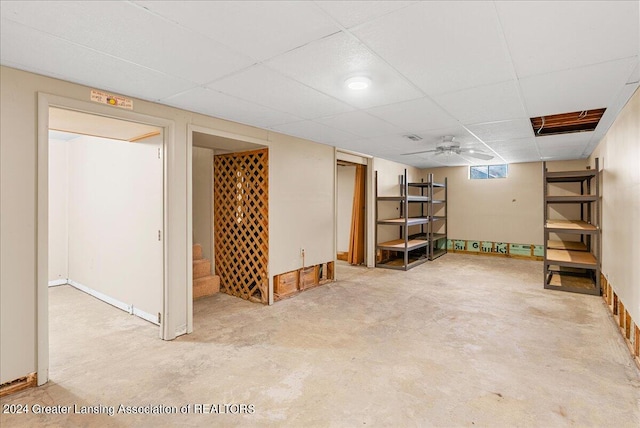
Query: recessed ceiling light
345,76,371,90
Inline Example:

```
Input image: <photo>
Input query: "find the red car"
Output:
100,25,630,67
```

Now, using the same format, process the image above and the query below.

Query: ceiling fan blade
467,152,494,160
401,149,438,155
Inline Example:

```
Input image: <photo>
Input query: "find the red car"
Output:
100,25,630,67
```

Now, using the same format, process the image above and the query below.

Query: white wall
337,165,356,253
0,66,338,384
48,138,68,281
66,134,163,317
192,146,213,266
590,88,639,323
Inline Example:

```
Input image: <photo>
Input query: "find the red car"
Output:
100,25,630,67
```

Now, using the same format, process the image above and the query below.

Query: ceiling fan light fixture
345,76,372,90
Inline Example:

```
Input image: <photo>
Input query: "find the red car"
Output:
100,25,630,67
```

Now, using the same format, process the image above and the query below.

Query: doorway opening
189,128,269,329
46,107,164,384
337,160,367,265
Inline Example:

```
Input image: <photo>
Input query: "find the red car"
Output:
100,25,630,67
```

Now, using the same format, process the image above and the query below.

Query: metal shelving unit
427,173,447,260
374,170,447,270
543,159,600,295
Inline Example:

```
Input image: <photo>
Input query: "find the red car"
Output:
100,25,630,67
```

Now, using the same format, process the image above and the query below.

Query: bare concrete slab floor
1,254,638,427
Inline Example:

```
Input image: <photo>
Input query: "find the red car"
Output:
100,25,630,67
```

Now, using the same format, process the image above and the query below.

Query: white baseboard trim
48,279,68,287
175,324,187,336
67,279,159,326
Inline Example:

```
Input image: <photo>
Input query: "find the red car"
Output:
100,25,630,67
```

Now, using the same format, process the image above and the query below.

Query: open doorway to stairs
37,93,171,387
189,126,269,332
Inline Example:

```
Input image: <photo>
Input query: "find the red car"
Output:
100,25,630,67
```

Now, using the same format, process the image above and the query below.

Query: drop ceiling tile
265,31,423,109
519,58,637,117
353,1,514,95
272,120,359,145
485,136,537,151
496,1,640,78
0,19,193,101
500,148,541,164
433,80,526,125
136,0,340,61
162,87,302,128
314,111,402,138
1,1,255,85
315,1,416,29
467,119,534,142
533,133,592,150
207,65,353,119
365,97,459,133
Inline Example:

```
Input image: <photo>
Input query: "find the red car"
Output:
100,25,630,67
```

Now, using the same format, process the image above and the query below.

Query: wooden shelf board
432,233,447,241
547,240,587,251
545,195,597,203
378,217,428,226
547,249,596,266
378,196,430,202
377,239,428,251
546,220,597,231
547,273,596,290
545,170,596,182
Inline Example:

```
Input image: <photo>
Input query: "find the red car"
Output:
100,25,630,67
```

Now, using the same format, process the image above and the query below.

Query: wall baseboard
68,279,159,326
48,279,68,287
601,274,640,370
0,372,36,398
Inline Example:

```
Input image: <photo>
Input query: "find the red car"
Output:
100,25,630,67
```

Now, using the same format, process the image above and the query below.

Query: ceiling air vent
530,108,605,137
403,134,423,142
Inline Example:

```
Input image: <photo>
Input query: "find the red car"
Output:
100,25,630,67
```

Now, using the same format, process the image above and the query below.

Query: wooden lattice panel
214,148,269,303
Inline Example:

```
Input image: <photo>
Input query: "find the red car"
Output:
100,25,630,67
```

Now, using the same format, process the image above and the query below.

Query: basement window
530,108,605,137
470,164,508,180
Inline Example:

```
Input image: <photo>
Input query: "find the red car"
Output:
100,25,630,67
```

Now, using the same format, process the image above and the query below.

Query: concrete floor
1,254,638,427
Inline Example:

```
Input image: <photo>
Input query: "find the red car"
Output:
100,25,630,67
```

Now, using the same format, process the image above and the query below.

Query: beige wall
337,165,356,253
0,66,337,384
192,146,213,266
66,134,163,317
590,88,639,322
425,162,544,245
373,158,423,244
48,138,69,281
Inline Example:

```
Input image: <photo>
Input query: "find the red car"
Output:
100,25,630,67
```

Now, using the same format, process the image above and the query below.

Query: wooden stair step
193,244,203,260
194,275,220,300
193,258,211,279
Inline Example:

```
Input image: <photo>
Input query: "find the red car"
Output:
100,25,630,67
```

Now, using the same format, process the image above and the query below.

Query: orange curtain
348,164,366,265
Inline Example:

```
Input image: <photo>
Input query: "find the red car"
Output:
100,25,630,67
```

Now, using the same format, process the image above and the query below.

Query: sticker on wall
90,89,133,110
481,241,493,253
509,244,532,257
467,241,480,252
533,245,544,257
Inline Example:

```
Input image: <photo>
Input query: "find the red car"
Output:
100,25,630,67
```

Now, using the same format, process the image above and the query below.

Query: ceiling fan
402,136,494,160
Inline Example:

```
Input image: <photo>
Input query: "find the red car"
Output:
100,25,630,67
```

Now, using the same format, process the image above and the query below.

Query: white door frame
36,93,173,386
335,148,375,269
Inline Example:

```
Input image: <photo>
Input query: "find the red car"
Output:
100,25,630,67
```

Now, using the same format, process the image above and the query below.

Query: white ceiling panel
0,1,254,85
136,0,340,62
365,97,459,132
207,65,353,119
315,1,416,29
272,120,359,145
533,133,593,150
485,136,538,151
353,1,514,95
162,87,302,128
433,80,527,125
468,119,535,142
0,19,194,101
520,58,638,117
265,32,423,109
314,111,402,138
496,1,640,78
500,148,542,163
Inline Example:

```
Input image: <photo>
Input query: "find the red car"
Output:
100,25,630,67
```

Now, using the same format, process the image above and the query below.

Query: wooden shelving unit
374,170,447,270
543,159,600,295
